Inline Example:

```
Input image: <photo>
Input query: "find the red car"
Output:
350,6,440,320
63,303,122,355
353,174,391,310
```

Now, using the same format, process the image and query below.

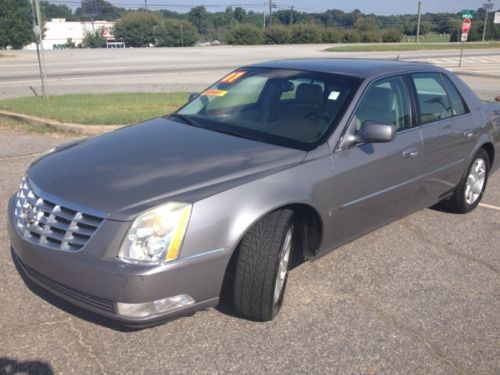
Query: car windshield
174,67,361,150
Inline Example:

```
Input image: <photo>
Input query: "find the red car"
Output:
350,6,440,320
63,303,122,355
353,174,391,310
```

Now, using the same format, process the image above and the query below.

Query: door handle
402,148,418,158
464,131,474,138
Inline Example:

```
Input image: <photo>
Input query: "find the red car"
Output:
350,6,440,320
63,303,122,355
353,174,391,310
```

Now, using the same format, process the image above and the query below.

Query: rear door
410,72,476,206
323,75,424,250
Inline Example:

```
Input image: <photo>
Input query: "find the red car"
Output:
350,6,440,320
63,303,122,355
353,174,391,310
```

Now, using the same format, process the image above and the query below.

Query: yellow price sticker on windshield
221,71,246,84
202,89,228,97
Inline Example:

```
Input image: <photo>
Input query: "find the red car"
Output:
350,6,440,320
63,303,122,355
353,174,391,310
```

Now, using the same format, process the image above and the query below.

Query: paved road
1,45,499,100
0,126,499,374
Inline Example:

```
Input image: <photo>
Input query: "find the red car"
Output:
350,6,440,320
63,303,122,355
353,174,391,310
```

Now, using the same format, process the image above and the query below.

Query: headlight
118,202,192,264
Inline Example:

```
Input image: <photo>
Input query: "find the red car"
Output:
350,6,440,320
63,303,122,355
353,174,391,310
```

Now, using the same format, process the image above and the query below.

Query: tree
227,24,262,45
382,29,403,43
188,6,208,34
322,28,342,43
114,12,161,47
156,20,199,47
264,25,292,44
0,0,33,49
355,16,379,32
82,27,106,47
40,1,74,21
290,24,323,44
75,0,125,21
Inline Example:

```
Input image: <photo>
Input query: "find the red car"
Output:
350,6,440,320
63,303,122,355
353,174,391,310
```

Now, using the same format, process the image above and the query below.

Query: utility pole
416,1,422,43
31,0,48,98
290,6,294,25
144,0,147,10
269,0,272,25
482,0,493,41
263,0,266,29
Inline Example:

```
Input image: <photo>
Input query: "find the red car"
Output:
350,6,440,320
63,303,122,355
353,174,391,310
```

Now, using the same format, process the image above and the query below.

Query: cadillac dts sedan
8,59,500,326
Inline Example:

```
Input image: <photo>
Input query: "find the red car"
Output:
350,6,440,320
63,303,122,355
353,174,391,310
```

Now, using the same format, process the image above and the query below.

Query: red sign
462,18,472,33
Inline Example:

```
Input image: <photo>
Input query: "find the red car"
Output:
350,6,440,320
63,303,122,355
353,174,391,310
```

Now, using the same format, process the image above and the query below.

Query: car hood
28,118,306,221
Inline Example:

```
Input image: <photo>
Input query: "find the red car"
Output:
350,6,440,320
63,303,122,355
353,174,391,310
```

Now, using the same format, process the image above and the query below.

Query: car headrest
296,83,323,107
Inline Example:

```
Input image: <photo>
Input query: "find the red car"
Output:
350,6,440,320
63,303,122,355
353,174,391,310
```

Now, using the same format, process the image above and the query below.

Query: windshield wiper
168,113,200,127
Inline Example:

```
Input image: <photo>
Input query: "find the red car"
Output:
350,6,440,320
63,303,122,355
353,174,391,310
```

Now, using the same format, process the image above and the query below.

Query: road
1,45,499,100
0,125,499,374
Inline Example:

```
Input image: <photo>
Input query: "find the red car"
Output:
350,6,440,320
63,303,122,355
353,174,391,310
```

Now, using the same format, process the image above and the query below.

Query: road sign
461,33,468,42
461,9,476,19
462,18,472,33
495,12,500,23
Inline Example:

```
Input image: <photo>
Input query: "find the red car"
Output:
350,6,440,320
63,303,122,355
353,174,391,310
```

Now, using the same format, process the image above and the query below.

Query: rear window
441,74,468,116
412,73,453,123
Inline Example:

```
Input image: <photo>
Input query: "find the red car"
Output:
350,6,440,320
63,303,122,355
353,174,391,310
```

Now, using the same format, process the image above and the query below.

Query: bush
322,28,342,43
341,30,361,43
382,29,403,43
290,24,323,44
264,25,292,44
227,24,263,45
156,20,199,47
82,28,106,48
114,12,161,47
361,31,382,43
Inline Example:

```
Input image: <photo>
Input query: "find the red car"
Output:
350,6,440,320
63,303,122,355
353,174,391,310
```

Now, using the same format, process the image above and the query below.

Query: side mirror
357,121,396,144
188,92,199,101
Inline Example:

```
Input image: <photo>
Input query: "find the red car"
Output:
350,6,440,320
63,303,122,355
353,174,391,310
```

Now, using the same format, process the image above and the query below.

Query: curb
454,71,500,80
0,110,123,135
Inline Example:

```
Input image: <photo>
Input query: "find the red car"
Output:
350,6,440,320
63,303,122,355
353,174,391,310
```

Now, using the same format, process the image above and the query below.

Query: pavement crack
68,318,106,374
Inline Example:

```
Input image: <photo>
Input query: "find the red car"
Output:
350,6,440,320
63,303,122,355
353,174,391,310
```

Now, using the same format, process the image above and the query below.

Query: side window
353,76,411,131
412,73,453,123
441,74,468,116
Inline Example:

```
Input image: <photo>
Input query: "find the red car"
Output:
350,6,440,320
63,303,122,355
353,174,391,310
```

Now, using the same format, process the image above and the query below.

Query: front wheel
445,149,490,213
232,209,295,321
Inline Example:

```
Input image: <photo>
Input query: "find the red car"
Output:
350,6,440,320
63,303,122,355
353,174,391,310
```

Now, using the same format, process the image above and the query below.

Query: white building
25,18,117,50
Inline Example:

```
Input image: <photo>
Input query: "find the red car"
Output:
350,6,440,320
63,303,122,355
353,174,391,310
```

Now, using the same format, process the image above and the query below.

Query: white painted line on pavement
479,203,500,211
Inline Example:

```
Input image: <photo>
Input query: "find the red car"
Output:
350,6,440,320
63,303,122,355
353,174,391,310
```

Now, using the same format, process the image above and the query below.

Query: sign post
458,15,473,67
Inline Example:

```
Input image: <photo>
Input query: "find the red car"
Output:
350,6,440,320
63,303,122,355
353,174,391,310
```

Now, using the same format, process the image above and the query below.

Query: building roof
246,58,439,78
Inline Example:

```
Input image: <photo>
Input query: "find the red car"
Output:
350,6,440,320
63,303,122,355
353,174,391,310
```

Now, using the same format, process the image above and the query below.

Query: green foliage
82,27,106,48
0,0,33,49
188,5,209,34
342,30,361,43
227,24,263,45
264,25,292,44
75,0,125,21
290,24,323,44
156,20,199,47
40,1,74,21
322,28,342,43
355,16,379,32
382,29,403,43
114,12,161,47
361,31,382,43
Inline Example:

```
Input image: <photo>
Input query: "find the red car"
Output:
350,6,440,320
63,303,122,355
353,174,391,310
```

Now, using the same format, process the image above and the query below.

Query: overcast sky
116,0,493,15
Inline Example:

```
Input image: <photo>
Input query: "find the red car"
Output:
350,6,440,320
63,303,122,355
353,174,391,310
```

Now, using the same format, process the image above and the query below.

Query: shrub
264,25,292,44
341,30,361,43
227,24,263,45
361,31,382,43
156,20,199,47
382,29,403,43
290,24,323,44
114,12,161,47
82,28,106,48
322,28,342,43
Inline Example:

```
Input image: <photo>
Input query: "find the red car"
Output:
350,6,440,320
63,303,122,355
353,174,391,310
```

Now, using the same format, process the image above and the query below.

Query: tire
232,209,295,321
445,149,490,214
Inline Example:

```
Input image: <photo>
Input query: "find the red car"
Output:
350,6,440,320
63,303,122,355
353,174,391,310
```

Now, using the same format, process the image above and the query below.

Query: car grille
15,254,115,314
14,177,104,252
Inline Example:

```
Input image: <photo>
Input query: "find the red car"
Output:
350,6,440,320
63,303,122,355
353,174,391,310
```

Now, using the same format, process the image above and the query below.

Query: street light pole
482,0,493,41
416,1,422,43
31,0,48,98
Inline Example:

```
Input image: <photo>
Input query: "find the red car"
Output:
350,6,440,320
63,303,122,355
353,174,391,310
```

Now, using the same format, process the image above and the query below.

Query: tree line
1,0,499,49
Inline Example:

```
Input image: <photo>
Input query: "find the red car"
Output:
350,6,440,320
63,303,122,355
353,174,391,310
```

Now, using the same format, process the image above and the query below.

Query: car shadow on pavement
0,357,53,375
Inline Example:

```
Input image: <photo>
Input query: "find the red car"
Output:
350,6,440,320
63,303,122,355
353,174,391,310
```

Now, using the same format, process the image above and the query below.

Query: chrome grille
14,178,103,252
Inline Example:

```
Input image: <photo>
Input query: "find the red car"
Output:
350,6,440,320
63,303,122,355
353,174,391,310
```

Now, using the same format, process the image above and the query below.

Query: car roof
245,58,440,79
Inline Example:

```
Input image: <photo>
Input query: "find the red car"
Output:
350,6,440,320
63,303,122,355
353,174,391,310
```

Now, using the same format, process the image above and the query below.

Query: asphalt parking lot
0,126,499,374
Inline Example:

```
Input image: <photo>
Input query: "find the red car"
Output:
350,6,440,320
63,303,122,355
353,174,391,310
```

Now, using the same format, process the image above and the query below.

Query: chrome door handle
402,149,418,158
464,131,474,138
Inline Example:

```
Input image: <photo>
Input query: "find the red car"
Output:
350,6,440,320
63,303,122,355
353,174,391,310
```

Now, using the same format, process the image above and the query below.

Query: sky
110,0,493,15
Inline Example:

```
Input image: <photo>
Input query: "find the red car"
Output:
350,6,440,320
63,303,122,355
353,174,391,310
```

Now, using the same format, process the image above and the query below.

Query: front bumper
8,196,230,326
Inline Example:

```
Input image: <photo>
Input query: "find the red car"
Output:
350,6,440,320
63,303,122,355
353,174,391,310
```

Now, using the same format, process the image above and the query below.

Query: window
412,73,453,123
441,74,468,116
353,76,411,131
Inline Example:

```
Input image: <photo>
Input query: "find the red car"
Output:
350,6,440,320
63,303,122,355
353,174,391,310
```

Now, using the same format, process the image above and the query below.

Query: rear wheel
445,149,489,213
232,209,295,321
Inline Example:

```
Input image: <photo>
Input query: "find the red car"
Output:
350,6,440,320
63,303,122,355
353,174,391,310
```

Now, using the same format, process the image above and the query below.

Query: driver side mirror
342,121,396,148
188,92,199,102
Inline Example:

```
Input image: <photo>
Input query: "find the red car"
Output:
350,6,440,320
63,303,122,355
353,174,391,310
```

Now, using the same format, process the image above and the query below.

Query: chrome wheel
273,226,293,304
465,158,486,205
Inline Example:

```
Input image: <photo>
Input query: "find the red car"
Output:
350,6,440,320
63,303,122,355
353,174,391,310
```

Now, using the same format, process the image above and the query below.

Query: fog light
116,294,195,318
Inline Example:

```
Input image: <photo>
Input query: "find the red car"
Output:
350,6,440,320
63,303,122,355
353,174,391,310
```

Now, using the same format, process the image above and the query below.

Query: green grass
0,93,189,125
325,42,500,52
404,33,451,43
0,117,66,135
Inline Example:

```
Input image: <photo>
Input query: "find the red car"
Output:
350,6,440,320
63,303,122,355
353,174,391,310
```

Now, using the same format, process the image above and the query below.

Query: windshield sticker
220,71,246,84
202,89,228,97
328,91,341,100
